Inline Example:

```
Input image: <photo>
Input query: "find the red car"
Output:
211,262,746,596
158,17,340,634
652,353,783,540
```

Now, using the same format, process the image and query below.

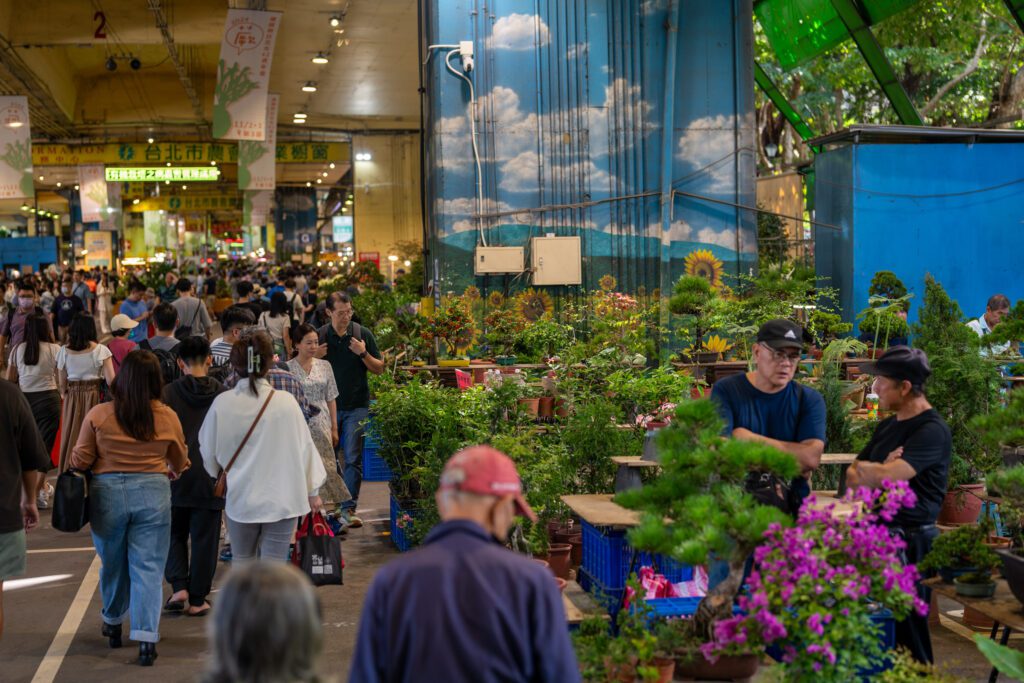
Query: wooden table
820,453,857,466
563,579,609,626
925,577,1024,682
611,456,660,494
562,494,641,528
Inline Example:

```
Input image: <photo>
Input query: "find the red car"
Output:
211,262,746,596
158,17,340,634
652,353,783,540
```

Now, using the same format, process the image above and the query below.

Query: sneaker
344,512,363,529
219,545,232,563
37,482,54,509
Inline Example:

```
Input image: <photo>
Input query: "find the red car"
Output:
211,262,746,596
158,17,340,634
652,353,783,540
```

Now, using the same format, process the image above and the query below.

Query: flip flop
186,603,212,617
163,597,186,612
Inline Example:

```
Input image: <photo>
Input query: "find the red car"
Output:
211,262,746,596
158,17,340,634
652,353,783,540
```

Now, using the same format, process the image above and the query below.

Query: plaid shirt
224,367,320,423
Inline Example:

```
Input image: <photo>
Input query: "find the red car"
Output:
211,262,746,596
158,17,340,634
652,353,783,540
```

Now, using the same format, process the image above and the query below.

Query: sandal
186,602,212,617
163,596,186,612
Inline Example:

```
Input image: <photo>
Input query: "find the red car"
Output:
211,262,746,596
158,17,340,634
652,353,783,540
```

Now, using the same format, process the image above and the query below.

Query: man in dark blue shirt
348,446,579,683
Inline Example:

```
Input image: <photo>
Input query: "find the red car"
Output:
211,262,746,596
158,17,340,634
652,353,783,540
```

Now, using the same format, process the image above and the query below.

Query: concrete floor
0,481,396,683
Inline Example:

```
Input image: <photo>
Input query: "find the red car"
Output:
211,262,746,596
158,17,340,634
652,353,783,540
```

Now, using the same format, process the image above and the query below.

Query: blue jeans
89,473,171,643
336,407,368,511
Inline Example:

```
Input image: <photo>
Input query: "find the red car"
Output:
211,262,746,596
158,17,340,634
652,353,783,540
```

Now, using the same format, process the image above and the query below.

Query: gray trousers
224,517,298,563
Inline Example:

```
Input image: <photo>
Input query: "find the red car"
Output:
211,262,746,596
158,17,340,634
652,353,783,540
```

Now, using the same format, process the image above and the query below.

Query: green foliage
807,309,852,345
879,648,967,682
616,400,797,633
913,276,1003,484
985,299,1024,348
918,523,1000,573
858,307,911,347
817,360,858,454
757,203,787,267
393,257,424,298
975,634,1024,681
562,398,639,494
605,366,693,424
869,271,909,306
483,307,525,357
988,465,1024,546
973,388,1024,451
669,275,715,317
516,319,574,361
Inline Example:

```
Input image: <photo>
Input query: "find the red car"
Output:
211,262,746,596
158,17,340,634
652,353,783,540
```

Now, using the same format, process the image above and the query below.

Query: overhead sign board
33,142,349,166
105,167,221,182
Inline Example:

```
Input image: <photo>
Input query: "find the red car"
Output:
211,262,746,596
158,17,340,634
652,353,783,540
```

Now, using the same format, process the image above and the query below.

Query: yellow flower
515,288,553,322
703,335,733,354
684,249,724,289
487,291,505,308
598,274,617,292
463,285,481,301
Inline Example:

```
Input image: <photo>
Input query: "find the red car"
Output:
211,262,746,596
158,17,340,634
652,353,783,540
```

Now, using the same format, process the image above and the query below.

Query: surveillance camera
130,57,141,70
105,57,117,72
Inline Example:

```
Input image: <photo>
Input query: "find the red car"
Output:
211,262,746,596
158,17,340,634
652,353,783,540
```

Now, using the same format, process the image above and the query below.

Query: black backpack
139,339,182,385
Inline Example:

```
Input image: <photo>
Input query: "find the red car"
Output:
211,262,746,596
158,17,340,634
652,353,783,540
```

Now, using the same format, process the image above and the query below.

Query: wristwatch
359,351,367,359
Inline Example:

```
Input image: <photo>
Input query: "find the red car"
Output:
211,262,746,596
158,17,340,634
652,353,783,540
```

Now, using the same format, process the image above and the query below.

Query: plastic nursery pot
996,549,1024,606
696,351,720,365
517,397,540,417
496,355,517,366
954,577,997,598
538,395,554,418
547,543,572,580
937,484,985,525
674,652,760,681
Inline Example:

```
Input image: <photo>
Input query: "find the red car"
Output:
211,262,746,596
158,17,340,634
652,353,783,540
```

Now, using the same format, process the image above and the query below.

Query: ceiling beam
828,0,924,125
0,35,74,139
754,63,820,153
146,0,207,136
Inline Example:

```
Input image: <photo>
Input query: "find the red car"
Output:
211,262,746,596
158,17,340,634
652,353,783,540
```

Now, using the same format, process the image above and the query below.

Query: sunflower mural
487,291,506,309
598,274,617,292
515,288,553,322
463,285,481,301
702,334,733,354
683,249,724,289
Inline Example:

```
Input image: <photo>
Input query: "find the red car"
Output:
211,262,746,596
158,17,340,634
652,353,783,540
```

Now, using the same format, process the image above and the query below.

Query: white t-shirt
259,312,290,342
13,342,60,392
967,316,1011,356
56,343,112,381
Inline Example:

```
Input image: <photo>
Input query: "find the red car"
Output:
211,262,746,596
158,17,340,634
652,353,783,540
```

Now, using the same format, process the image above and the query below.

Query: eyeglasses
765,348,802,365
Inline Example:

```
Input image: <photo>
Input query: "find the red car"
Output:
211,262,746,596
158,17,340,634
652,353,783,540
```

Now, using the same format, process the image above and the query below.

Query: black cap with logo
756,319,811,351
860,345,932,387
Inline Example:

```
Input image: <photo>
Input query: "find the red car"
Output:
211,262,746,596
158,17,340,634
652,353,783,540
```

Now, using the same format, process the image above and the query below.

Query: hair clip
247,345,255,374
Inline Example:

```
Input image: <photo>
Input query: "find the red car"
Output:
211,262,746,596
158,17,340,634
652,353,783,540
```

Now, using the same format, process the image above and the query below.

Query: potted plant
669,275,719,358
868,270,909,302
919,523,1000,584
615,400,800,678
421,299,476,366
484,307,524,365
986,465,1024,605
913,276,1003,524
516,382,542,418
703,482,927,679
972,388,1024,468
857,305,910,356
807,309,853,348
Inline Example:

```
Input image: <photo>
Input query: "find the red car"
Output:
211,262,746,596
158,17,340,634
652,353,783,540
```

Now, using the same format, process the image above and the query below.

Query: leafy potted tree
973,388,1024,468
857,304,911,356
986,465,1024,606
484,307,525,366
669,275,719,363
913,276,1002,524
421,299,476,366
919,523,1000,588
615,400,799,679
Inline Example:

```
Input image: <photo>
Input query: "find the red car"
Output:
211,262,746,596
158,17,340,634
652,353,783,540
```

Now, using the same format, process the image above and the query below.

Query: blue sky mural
425,0,756,293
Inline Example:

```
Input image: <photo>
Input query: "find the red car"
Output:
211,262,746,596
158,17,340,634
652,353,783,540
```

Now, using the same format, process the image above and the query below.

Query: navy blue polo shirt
712,373,826,444
348,520,580,683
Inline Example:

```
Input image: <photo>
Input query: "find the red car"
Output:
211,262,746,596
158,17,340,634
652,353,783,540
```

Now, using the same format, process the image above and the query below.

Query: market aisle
0,482,395,683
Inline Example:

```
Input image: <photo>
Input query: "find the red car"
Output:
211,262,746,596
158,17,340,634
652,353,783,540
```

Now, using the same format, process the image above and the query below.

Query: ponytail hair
230,328,274,396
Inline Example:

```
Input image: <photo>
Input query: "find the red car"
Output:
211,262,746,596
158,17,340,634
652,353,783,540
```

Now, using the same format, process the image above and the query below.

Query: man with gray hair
348,445,579,683
966,293,1011,357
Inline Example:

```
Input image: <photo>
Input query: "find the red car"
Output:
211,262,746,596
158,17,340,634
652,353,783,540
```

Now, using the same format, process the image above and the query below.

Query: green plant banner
243,189,272,227
0,97,34,199
238,94,277,191
77,164,107,224
213,9,281,141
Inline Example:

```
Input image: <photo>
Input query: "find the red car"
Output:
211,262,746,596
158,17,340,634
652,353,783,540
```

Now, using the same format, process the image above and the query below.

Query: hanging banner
102,181,121,231
84,230,113,268
243,189,273,226
213,9,282,140
0,97,34,199
238,94,278,190
143,210,169,251
78,164,107,224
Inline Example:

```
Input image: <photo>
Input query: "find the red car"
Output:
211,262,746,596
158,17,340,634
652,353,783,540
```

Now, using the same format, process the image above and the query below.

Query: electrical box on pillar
530,236,581,286
474,246,524,275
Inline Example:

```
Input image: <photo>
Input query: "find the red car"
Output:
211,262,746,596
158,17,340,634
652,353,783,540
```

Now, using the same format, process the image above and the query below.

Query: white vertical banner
78,165,107,224
102,181,121,231
0,97,33,199
238,94,278,190
243,189,273,226
213,9,282,140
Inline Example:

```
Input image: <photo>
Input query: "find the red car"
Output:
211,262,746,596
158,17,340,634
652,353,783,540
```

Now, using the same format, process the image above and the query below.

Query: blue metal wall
815,142,1024,324
423,0,756,296
0,236,59,272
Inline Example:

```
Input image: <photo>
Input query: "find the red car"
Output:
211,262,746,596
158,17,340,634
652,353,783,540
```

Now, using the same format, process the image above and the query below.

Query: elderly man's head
985,294,1011,330
435,446,536,543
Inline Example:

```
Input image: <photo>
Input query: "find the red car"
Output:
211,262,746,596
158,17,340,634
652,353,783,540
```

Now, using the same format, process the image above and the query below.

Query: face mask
18,296,33,309
61,286,71,295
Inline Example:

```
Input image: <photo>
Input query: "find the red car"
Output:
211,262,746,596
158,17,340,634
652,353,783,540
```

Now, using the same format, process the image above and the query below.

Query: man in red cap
348,445,580,683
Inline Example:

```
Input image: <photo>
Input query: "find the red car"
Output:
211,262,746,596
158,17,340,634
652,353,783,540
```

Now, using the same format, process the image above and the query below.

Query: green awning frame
754,63,822,151
1004,0,1024,34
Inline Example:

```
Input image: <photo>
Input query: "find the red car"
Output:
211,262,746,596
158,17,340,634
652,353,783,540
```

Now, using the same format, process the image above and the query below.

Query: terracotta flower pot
517,397,540,416
937,484,985,525
653,657,675,683
675,652,760,681
547,543,572,579
554,398,569,417
538,395,554,418
985,536,1013,550
567,533,583,567
472,367,488,384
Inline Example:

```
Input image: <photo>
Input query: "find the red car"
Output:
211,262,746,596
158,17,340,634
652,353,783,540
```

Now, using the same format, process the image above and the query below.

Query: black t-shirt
203,277,218,296
53,294,84,327
239,300,265,321
0,380,51,532
856,409,951,527
324,323,381,410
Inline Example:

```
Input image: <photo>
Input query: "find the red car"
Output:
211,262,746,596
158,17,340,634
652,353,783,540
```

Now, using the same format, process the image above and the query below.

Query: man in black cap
845,345,950,664
712,318,826,512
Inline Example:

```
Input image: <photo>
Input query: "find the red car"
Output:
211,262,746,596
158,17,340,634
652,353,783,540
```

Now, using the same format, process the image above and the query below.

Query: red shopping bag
51,418,61,468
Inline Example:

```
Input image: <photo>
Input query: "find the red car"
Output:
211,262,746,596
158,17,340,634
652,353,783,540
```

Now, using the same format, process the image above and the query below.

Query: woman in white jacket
199,329,326,562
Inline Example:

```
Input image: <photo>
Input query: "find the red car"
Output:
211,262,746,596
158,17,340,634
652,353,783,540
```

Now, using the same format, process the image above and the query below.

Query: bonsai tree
669,275,719,354
807,309,852,347
918,523,1000,580
913,275,1003,487
483,307,525,359
972,388,1024,464
616,400,798,637
421,299,475,358
869,270,909,305
857,306,910,350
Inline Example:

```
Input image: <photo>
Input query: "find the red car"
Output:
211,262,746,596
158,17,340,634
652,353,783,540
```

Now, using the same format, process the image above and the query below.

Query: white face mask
61,286,71,295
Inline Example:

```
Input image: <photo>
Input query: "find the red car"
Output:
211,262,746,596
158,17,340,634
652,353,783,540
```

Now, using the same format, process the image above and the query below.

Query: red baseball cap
439,446,537,523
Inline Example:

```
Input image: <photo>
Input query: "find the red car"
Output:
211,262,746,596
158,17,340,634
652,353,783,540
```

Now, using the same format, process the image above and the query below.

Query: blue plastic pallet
362,446,392,482
580,520,693,589
388,495,415,552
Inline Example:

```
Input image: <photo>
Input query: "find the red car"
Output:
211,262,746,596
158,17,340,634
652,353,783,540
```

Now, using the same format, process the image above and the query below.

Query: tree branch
922,18,991,118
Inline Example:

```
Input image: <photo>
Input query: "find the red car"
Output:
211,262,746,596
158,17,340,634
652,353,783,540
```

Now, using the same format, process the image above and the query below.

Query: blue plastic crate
362,446,392,482
765,608,894,677
580,520,693,589
389,495,415,552
578,566,627,618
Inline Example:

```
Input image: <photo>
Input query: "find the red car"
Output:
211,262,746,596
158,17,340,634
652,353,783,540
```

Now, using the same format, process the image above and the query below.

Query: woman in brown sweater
71,350,189,667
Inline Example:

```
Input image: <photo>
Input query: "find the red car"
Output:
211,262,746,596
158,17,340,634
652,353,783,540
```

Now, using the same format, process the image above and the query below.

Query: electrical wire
444,48,487,247
813,174,1024,199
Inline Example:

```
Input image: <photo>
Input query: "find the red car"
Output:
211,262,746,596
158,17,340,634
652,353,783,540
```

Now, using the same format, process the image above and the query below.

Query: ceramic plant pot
675,652,760,681
517,398,540,417
937,484,985,525
554,398,569,417
997,549,1024,606
954,577,997,598
547,543,572,580
538,395,554,418
938,566,979,584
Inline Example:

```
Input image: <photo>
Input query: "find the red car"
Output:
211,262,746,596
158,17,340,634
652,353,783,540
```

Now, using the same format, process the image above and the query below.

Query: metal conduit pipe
146,0,206,131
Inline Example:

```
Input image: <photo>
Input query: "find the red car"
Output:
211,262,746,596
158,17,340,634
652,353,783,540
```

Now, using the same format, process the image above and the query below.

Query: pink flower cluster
635,402,677,429
702,480,926,676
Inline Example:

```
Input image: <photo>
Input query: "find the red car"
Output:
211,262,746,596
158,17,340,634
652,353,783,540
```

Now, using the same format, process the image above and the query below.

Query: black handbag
52,469,91,532
291,513,343,586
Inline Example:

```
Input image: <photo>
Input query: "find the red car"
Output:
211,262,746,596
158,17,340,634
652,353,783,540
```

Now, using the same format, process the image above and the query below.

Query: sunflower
684,249,724,289
598,274,617,292
515,288,553,322
463,285,481,301
487,291,505,308
453,325,478,354
702,334,733,354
